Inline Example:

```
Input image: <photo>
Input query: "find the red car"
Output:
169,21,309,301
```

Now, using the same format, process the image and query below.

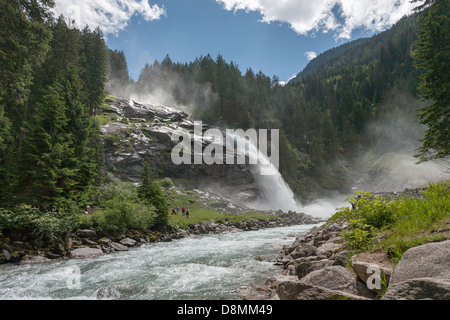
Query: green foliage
332,181,450,259
0,9,108,209
138,162,169,229
160,177,175,189
0,204,81,242
89,196,157,234
413,0,450,161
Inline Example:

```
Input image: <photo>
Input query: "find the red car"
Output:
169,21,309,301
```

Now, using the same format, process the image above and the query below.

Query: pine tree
138,162,169,229
413,0,450,161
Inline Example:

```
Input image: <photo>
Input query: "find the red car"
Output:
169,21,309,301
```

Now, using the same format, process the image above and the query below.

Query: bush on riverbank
330,180,450,262
0,204,81,243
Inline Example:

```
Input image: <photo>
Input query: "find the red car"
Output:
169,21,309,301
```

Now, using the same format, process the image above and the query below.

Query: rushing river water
0,224,321,300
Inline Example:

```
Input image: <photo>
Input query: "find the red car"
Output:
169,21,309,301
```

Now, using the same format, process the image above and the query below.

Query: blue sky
53,0,421,82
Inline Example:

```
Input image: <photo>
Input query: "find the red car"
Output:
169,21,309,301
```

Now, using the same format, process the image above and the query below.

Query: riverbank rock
19,255,51,265
382,240,450,300
70,247,104,259
350,251,394,292
119,238,137,247
78,229,97,238
277,280,369,300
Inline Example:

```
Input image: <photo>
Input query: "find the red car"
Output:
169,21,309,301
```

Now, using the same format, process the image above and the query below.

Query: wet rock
77,229,97,238
1,249,11,263
109,242,129,252
19,255,51,265
69,247,104,259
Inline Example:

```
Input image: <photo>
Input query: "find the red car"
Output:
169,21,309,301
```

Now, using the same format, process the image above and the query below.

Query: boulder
290,243,317,259
120,238,137,247
382,278,450,300
70,247,104,259
332,250,349,267
19,255,51,265
295,258,334,279
300,266,358,295
350,252,394,285
277,280,369,300
77,229,97,238
316,242,343,258
382,241,450,300
389,240,450,285
1,249,11,263
109,242,129,252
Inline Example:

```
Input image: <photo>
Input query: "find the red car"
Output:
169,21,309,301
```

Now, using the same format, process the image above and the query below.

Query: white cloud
305,51,317,61
216,0,423,39
52,0,166,36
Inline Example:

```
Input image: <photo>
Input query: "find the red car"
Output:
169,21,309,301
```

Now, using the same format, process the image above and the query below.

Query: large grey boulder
382,278,450,300
109,242,129,252
389,240,450,285
316,242,343,258
290,243,317,259
77,229,97,238
277,280,369,300
119,238,137,247
295,258,333,279
19,255,51,265
350,252,394,289
70,247,104,259
300,266,358,294
277,265,374,300
382,241,450,300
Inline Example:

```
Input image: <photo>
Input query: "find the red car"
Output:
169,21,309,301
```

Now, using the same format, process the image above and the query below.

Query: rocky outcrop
100,98,258,206
247,214,450,301
241,219,377,300
382,240,450,300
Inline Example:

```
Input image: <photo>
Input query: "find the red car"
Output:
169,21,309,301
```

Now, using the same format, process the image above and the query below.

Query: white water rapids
0,224,321,300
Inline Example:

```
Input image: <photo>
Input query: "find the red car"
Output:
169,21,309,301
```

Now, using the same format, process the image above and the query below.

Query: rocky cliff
100,98,259,208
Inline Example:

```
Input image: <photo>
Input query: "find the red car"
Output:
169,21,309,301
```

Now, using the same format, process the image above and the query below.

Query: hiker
171,208,176,215
186,208,190,218
182,207,186,216
176,206,180,215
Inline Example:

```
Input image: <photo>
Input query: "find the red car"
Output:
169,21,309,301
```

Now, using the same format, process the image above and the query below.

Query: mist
354,92,450,192
106,60,218,118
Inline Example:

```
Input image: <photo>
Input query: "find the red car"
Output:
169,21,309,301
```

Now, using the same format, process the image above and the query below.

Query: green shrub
160,177,175,189
0,204,80,242
90,196,157,234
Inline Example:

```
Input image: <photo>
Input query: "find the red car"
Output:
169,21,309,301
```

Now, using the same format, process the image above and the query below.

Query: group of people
171,206,190,218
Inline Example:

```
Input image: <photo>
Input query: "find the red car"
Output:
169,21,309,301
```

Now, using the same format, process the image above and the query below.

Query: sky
52,0,422,83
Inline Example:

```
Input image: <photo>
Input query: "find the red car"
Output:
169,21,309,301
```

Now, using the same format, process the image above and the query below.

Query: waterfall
226,131,302,212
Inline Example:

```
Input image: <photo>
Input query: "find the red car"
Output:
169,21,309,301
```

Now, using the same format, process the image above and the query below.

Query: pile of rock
242,219,450,300
241,220,379,300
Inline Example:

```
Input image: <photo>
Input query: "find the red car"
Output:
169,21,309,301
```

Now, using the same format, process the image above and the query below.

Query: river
0,224,321,300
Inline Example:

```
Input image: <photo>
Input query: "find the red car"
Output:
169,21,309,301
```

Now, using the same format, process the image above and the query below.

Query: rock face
100,98,258,206
382,241,450,300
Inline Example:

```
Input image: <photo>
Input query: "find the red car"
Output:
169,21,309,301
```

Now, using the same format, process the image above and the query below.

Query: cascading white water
0,224,319,300
226,132,302,212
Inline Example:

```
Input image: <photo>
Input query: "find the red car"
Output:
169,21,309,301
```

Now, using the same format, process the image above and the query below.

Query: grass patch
330,180,450,263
